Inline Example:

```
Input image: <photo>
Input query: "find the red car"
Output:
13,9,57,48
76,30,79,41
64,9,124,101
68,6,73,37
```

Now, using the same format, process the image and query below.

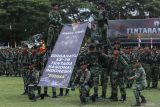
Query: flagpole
138,38,141,48
151,38,153,49
8,42,10,48
15,42,17,48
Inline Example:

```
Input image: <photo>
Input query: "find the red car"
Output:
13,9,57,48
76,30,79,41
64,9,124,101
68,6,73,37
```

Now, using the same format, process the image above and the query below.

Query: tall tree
0,0,50,45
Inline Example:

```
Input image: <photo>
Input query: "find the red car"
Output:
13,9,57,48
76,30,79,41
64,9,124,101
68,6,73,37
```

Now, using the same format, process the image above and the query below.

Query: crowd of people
0,43,160,106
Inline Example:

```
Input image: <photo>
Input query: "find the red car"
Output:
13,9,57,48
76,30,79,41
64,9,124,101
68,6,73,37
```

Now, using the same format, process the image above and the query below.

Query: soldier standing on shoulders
47,3,62,51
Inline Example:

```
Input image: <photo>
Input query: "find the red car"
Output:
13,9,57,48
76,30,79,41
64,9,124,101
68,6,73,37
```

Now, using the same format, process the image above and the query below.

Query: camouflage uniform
0,50,4,75
150,50,159,88
86,49,108,98
110,53,128,101
21,47,30,94
27,64,39,101
5,49,13,76
74,68,91,104
122,51,135,88
94,5,111,49
47,9,62,49
100,47,112,98
132,66,147,106
140,51,152,88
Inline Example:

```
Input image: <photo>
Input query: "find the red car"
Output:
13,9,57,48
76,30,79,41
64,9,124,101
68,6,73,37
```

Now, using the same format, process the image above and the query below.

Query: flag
39,40,46,54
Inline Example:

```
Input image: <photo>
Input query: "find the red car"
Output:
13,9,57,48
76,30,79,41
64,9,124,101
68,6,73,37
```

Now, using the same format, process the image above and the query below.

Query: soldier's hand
128,77,134,80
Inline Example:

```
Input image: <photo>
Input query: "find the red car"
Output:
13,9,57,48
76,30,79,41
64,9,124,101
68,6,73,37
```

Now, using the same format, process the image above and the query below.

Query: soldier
85,43,109,99
100,45,112,99
140,47,152,88
47,3,62,50
47,3,63,98
110,48,128,102
21,45,30,95
27,62,40,101
0,49,4,75
125,48,134,88
5,48,13,76
94,2,111,49
71,61,93,105
150,48,159,88
128,60,147,106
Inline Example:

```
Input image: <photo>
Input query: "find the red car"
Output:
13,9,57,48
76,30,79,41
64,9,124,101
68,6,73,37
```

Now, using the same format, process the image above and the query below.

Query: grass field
0,76,160,107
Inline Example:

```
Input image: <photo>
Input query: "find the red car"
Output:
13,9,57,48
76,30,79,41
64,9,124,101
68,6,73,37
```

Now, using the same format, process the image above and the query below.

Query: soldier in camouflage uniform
128,60,147,106
27,62,40,101
5,49,13,76
125,48,134,88
0,49,4,75
93,2,111,50
47,3,63,98
86,44,109,99
1,49,6,75
150,48,159,88
72,61,93,105
21,45,30,95
110,48,128,102
100,45,112,99
47,3,62,50
140,47,152,88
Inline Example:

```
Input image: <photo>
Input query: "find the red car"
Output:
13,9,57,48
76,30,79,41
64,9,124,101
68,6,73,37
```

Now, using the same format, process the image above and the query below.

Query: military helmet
80,60,89,66
88,43,96,49
51,2,60,7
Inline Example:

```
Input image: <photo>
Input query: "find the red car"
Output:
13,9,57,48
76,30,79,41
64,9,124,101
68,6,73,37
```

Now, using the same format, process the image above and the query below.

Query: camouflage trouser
5,61,13,76
133,82,146,103
125,65,134,88
151,64,159,88
92,76,99,97
111,72,126,99
28,84,37,101
101,68,109,97
0,62,4,75
142,64,151,87
22,69,28,93
90,68,100,97
79,84,90,103
13,62,18,76
47,25,60,50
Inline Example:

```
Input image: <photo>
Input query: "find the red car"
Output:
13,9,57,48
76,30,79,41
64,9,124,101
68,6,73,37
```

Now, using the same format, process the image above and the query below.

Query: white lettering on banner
127,28,160,34
51,61,72,66
48,65,72,69
51,54,78,58
62,30,85,35
46,69,72,73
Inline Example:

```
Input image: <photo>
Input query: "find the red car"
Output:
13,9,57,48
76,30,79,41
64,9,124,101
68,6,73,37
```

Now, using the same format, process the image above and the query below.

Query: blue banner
38,23,88,88
108,18,160,44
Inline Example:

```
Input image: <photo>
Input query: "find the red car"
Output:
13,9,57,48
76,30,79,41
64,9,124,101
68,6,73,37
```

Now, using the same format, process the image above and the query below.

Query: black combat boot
52,92,57,98
119,95,126,103
37,86,41,97
91,94,96,102
58,88,64,96
140,95,147,103
44,87,50,97
65,89,69,96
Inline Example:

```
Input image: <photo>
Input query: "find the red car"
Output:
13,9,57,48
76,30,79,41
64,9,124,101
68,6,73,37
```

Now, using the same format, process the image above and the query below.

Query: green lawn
0,76,160,107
